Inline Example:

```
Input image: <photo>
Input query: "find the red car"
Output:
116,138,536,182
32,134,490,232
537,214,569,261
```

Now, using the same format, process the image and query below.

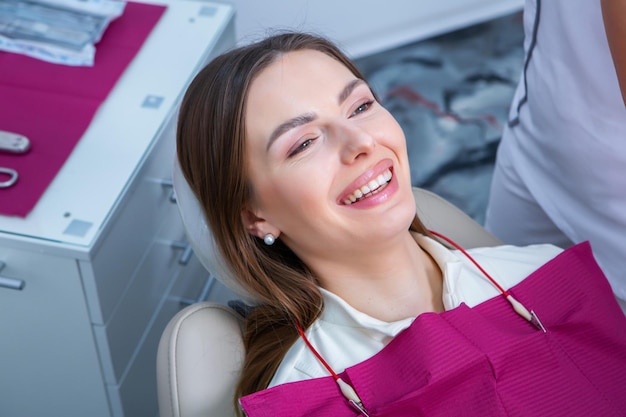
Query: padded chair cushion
173,158,258,303
157,302,245,417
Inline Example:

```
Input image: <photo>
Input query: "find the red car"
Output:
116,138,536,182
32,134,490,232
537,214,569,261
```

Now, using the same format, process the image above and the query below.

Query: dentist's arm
601,0,626,106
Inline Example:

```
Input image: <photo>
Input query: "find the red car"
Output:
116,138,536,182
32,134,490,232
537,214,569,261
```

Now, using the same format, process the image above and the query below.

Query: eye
288,137,316,157
350,100,374,117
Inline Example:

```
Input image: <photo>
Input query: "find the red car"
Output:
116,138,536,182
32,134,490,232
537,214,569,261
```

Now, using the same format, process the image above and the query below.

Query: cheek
255,171,318,214
371,116,410,169
268,168,333,226
382,117,412,186
372,109,407,146
246,142,335,218
388,118,408,149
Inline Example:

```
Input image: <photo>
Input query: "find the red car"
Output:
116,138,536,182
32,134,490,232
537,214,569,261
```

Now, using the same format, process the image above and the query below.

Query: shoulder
268,315,397,387
268,289,412,387
445,243,563,309
465,243,563,275
268,335,318,387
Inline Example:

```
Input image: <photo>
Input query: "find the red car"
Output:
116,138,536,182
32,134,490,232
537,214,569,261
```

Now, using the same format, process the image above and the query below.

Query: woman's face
243,49,416,267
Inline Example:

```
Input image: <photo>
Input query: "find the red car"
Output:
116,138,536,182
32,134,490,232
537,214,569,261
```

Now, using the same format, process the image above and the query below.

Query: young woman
176,32,626,416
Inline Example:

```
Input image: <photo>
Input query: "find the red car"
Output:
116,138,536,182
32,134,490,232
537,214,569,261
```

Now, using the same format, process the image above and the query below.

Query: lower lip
344,171,399,209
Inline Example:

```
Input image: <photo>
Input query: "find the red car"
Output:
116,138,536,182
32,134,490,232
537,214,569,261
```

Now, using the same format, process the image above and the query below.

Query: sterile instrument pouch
0,0,125,65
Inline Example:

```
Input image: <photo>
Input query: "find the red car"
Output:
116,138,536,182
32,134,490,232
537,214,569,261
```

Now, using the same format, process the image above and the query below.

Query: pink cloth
240,242,626,416
0,2,167,217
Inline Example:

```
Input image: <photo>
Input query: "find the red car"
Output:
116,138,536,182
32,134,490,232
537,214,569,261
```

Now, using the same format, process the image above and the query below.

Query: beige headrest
172,157,258,304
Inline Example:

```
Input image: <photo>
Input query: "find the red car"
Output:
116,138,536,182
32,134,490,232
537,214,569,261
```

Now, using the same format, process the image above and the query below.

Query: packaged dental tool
0,0,125,65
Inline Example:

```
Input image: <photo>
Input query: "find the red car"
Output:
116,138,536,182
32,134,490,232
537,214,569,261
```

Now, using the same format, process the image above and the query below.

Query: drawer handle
179,275,216,307
171,241,193,265
0,262,25,291
160,179,177,203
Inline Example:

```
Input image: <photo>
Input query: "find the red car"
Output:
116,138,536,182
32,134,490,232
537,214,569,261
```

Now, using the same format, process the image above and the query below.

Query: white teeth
343,168,392,205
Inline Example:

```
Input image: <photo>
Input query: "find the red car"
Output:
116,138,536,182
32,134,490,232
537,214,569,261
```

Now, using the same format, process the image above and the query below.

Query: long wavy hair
176,31,431,414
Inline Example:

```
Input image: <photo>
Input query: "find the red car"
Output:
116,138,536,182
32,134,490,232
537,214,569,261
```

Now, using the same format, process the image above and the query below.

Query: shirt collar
319,233,465,332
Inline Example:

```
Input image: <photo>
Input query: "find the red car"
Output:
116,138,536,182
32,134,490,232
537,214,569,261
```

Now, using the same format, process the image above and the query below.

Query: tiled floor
355,12,524,225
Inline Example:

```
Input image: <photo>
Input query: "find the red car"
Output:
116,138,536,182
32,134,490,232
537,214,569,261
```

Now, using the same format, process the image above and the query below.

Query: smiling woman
242,49,418,285
175,32,626,417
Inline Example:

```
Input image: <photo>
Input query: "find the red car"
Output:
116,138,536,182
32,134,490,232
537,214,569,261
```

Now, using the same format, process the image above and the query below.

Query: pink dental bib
240,242,626,416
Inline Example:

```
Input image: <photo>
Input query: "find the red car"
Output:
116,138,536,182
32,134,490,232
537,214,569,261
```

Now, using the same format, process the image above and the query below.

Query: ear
241,207,280,240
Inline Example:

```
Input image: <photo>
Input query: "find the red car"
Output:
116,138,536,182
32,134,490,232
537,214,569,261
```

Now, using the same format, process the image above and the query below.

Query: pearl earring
263,233,276,246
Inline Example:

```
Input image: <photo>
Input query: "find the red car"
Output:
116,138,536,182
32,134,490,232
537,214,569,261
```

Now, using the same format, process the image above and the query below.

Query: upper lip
338,159,394,204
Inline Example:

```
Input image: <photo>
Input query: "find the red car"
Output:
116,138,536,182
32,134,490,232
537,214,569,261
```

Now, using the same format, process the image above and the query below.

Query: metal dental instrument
0,131,31,154
0,131,29,188
0,167,18,188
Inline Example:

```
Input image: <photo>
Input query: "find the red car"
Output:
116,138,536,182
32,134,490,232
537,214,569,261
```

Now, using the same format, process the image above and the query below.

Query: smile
342,168,392,205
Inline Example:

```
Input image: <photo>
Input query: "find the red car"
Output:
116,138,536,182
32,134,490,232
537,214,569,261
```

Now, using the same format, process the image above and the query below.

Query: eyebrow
266,113,317,151
266,78,366,150
338,79,365,105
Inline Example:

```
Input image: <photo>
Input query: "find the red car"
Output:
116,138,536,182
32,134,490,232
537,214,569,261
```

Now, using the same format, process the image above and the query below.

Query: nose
333,121,376,164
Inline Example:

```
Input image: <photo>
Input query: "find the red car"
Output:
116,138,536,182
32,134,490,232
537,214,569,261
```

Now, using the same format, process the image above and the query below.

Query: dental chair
156,159,502,417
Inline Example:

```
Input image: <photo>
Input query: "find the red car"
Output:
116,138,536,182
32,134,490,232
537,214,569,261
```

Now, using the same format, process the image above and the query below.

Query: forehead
245,49,356,133
248,50,356,107
254,48,353,88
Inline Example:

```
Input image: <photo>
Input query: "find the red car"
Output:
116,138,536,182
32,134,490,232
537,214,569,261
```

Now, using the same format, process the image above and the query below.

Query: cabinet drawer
95,240,176,383
114,261,239,416
94,241,207,383
0,249,110,416
85,144,179,325
114,269,198,417
95,236,207,384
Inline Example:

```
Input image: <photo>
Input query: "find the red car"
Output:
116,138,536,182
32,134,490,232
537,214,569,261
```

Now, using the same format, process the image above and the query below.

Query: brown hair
176,32,431,413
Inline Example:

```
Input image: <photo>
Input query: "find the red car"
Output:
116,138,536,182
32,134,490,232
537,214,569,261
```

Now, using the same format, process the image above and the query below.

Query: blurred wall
222,0,522,58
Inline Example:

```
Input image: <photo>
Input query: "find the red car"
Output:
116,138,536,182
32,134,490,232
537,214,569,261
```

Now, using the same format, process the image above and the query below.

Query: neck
315,232,444,322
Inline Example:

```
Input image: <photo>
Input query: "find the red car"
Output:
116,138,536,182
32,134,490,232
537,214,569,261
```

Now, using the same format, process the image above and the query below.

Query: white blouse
269,234,562,387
